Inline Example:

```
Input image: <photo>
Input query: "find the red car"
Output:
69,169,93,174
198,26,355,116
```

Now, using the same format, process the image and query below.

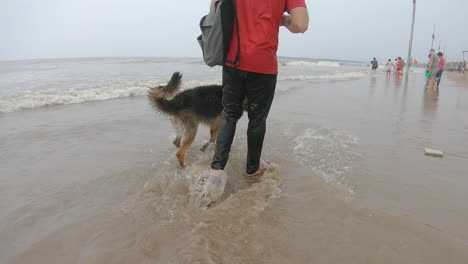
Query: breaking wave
0,85,148,113
0,71,369,113
0,80,220,113
278,71,369,81
280,60,341,67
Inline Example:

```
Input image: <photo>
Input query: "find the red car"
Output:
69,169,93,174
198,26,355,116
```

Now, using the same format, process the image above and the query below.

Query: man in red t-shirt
210,0,309,176
436,52,445,87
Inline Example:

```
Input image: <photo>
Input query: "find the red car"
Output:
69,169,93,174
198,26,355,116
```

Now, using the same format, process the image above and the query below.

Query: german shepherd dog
148,72,223,167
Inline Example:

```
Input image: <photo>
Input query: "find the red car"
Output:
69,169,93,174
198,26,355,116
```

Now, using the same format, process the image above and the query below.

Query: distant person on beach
385,59,393,77
371,58,378,71
394,58,398,75
426,49,439,88
396,57,403,77
209,0,309,176
459,62,466,73
436,52,445,87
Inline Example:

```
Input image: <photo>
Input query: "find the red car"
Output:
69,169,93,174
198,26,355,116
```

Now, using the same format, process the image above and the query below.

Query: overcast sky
1,0,467,62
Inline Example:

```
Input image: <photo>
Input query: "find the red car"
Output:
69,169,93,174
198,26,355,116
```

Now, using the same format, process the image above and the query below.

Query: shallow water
1,60,468,263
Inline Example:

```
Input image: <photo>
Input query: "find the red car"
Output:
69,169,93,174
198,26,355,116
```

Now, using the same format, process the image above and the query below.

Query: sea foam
280,60,341,67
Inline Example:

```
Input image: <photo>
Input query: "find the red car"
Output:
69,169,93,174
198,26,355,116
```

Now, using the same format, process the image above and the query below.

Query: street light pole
430,24,435,50
463,51,468,74
407,0,417,76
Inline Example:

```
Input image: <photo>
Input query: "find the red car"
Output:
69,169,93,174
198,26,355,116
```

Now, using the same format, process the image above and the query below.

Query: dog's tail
148,72,183,114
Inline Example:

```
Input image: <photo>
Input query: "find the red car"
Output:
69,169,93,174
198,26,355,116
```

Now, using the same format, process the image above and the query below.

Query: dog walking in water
148,72,223,167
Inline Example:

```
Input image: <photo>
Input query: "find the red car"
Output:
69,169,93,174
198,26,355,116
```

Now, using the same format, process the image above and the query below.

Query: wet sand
447,71,468,86
1,73,468,263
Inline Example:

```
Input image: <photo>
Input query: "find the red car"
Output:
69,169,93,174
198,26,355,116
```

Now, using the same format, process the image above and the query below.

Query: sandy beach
1,59,468,263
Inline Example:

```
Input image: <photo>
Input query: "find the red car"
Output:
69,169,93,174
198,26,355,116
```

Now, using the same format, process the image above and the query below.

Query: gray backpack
197,0,239,67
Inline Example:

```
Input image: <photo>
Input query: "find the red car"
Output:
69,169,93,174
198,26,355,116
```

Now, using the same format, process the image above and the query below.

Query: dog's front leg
200,123,218,152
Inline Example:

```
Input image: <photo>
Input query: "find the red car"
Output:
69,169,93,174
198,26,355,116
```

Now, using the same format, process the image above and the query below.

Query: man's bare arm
282,7,309,33
210,0,216,9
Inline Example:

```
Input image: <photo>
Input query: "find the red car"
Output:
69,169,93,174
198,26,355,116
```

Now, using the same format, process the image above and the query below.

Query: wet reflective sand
1,72,468,263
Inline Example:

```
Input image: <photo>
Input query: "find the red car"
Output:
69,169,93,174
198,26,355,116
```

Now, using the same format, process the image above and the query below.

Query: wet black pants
211,66,277,174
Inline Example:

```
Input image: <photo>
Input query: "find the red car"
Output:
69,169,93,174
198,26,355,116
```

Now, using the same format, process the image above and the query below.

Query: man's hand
282,14,292,27
282,7,309,33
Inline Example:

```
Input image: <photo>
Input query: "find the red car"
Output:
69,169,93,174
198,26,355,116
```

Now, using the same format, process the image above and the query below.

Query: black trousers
211,66,277,174
436,70,444,86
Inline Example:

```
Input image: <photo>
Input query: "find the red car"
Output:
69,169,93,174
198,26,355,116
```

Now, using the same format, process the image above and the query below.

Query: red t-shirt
438,57,445,70
225,0,307,74
397,60,404,70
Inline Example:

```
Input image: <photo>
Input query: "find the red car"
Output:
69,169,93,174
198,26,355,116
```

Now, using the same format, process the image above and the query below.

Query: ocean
0,57,369,113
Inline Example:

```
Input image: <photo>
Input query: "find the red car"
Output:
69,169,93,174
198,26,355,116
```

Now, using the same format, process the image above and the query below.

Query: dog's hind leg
171,118,182,148
173,137,181,148
176,122,198,167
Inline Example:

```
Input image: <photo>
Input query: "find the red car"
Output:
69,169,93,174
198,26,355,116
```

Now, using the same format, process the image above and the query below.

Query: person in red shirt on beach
209,0,309,176
436,52,445,88
396,57,403,77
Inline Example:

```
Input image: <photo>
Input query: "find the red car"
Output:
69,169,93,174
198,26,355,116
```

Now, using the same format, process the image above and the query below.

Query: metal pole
444,47,447,64
406,0,417,76
430,24,435,50
464,51,467,74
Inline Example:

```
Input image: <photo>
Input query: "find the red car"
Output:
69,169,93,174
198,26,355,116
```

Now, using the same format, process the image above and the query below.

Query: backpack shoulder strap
225,0,240,67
